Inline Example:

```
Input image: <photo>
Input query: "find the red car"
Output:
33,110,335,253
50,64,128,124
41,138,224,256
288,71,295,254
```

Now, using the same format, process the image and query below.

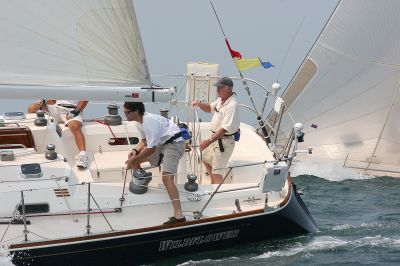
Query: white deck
0,114,288,245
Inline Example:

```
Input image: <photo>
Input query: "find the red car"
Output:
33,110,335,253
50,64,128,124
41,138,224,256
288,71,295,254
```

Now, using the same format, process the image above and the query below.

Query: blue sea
155,175,400,266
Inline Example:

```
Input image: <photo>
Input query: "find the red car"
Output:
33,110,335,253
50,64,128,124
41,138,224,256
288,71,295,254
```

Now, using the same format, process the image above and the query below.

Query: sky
0,0,339,124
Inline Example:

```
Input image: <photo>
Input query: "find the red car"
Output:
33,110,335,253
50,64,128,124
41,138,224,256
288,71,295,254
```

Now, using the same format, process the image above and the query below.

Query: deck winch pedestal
129,169,152,194
34,110,47,127
184,173,198,192
104,104,122,126
45,144,57,160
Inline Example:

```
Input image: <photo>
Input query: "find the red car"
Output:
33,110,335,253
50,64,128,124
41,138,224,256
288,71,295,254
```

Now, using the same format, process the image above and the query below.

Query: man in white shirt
192,77,240,184
123,102,186,225
28,99,89,168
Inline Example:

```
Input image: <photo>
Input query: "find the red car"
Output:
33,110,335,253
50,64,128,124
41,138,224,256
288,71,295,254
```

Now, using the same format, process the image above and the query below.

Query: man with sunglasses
123,102,186,225
191,77,240,184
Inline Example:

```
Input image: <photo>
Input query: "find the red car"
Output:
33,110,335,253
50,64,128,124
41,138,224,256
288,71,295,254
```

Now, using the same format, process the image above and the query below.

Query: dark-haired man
123,102,186,225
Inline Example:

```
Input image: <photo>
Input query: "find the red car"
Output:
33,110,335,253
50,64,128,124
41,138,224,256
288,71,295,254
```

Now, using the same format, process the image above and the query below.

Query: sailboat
0,1,316,265
273,0,400,178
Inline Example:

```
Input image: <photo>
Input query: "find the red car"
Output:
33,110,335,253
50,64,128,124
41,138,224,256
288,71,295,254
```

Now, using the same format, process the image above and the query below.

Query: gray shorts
148,141,185,174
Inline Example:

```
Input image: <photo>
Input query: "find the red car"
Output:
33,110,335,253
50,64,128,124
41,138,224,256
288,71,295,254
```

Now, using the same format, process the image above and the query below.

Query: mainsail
0,0,174,101
276,0,400,176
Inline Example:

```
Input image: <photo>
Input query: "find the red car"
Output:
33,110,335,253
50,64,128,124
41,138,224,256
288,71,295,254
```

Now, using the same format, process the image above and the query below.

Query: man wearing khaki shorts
192,77,240,184
124,102,186,225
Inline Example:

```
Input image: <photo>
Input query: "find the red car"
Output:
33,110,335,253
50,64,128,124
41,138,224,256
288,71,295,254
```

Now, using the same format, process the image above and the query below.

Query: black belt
211,129,239,137
163,132,182,145
211,129,239,152
57,104,76,109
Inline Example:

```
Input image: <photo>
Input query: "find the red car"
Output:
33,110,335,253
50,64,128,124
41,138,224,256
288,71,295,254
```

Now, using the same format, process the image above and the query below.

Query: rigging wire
276,16,305,83
210,1,271,143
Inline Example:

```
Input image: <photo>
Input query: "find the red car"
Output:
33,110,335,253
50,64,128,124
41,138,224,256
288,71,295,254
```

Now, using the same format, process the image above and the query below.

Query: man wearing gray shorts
123,102,186,225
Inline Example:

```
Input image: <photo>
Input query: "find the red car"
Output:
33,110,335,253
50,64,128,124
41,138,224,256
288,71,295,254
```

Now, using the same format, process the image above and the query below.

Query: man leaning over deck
191,77,240,184
123,101,186,225
28,99,89,168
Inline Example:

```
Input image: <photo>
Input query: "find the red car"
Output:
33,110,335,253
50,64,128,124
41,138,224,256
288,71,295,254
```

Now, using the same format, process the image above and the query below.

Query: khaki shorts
203,137,235,175
148,141,185,174
48,105,83,125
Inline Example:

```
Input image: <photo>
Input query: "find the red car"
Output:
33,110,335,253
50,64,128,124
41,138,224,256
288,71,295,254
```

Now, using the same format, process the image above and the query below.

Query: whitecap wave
291,162,374,181
177,257,239,265
352,235,400,248
251,235,400,260
0,244,14,266
332,222,384,231
252,236,347,259
332,224,354,231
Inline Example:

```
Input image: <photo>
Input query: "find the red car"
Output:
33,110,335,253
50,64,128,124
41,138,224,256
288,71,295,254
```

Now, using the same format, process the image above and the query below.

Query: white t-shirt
135,112,180,148
210,95,240,134
56,100,79,106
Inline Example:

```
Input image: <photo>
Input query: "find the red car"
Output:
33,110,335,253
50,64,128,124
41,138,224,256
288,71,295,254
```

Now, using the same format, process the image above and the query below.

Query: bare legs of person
67,120,86,151
67,120,88,168
162,172,183,218
129,154,185,224
203,161,223,184
28,102,42,113
28,100,56,113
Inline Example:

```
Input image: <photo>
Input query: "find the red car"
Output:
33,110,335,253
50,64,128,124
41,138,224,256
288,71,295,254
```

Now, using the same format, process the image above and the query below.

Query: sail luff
280,0,342,111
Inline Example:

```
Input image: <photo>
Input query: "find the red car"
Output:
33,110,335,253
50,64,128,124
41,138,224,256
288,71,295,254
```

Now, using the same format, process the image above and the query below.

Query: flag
260,61,274,69
235,57,275,71
235,58,261,71
225,38,242,59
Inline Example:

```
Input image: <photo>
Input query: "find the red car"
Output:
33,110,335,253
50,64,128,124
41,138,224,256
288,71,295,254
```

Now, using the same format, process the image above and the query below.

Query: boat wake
331,222,386,231
291,162,374,181
0,245,14,266
177,257,240,265
251,235,400,260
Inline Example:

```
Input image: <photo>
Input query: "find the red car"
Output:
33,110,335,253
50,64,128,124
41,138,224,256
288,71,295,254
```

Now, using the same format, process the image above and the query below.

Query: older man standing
192,77,240,184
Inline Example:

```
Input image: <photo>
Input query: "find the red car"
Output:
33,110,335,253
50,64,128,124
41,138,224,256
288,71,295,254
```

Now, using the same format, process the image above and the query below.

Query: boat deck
0,114,289,246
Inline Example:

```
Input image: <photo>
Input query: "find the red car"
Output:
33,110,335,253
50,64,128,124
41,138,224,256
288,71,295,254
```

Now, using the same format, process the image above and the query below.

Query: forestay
276,0,400,175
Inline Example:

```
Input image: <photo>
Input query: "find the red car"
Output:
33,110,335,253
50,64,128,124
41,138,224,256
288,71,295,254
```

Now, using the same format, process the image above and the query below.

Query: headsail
276,0,400,176
0,0,150,87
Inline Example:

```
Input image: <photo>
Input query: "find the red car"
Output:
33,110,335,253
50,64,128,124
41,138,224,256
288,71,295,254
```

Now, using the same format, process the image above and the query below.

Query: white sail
0,0,150,86
276,0,400,176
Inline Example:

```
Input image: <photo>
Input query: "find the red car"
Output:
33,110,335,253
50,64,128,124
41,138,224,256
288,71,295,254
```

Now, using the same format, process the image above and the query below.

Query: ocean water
155,174,400,266
0,174,399,265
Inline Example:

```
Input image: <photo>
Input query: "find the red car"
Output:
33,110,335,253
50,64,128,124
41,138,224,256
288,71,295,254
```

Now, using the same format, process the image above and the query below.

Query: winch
129,169,152,194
